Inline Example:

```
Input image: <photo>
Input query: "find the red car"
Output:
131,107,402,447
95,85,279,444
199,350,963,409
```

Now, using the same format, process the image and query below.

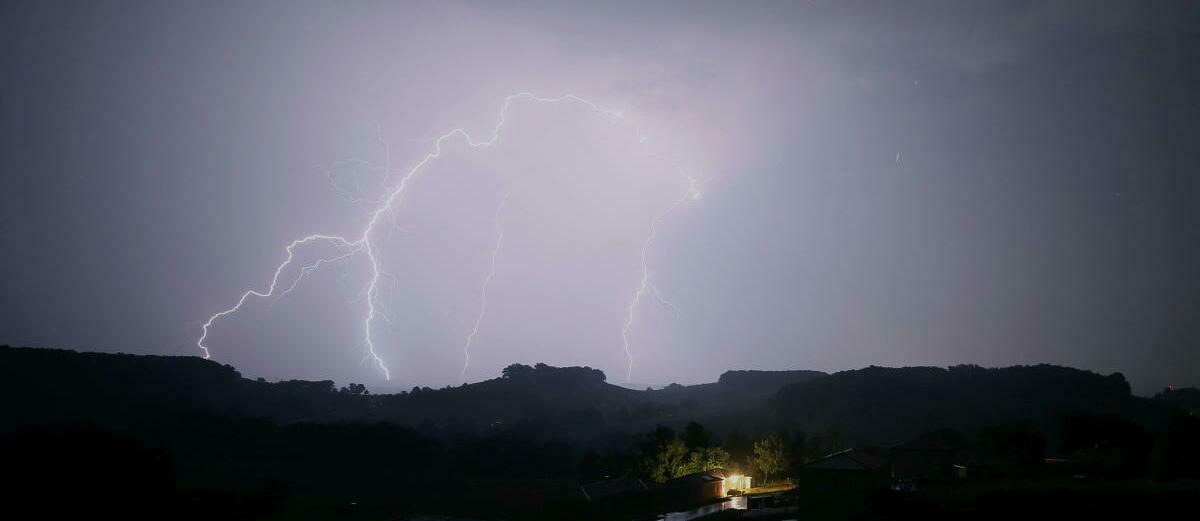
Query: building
890,440,957,491
664,471,725,505
706,468,752,495
578,478,659,502
544,478,660,520
548,469,751,519
403,517,492,521
794,448,890,500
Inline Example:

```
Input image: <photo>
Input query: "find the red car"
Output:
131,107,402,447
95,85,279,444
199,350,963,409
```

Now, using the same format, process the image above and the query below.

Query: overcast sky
2,1,1197,394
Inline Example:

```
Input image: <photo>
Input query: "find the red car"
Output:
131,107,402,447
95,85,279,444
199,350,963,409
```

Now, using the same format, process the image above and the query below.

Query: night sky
2,1,1197,394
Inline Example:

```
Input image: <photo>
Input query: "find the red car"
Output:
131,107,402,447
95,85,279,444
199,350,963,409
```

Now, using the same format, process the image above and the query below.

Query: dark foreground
2,345,1197,520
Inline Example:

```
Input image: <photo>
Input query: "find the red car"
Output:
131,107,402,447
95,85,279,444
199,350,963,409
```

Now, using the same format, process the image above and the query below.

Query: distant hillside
359,366,830,440
638,369,828,436
771,364,1165,447
717,369,828,388
366,363,643,438
2,345,1179,450
0,347,625,434
0,346,820,440
1156,386,1200,415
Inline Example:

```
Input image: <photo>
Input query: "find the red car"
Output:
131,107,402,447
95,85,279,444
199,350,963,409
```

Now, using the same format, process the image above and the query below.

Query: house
579,478,660,501
704,468,752,495
794,448,890,500
890,438,959,491
404,517,492,521
544,478,660,520
663,470,725,505
950,452,1019,480
803,448,889,472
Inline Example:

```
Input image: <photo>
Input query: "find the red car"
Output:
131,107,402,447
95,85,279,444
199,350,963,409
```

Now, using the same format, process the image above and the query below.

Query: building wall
722,475,752,494
663,480,723,507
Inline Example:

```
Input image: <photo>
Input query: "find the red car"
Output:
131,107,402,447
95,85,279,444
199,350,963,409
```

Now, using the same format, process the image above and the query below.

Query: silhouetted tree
780,429,810,471
754,435,788,483
686,445,730,474
650,438,690,482
683,421,712,449
824,424,846,453
502,363,534,379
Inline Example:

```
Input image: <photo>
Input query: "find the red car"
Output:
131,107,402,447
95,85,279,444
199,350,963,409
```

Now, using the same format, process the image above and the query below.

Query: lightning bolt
620,179,697,382
198,92,700,382
197,234,360,359
647,284,683,318
460,190,512,381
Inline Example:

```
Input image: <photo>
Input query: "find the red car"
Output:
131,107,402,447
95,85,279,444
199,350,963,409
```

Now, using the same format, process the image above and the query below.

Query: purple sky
2,1,1197,394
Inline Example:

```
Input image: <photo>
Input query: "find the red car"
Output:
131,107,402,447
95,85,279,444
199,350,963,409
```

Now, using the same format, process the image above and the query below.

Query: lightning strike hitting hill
460,191,511,381
197,93,699,382
621,191,692,383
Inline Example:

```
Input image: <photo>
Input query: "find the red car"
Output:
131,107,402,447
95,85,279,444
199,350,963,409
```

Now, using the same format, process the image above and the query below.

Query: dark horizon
3,342,1196,521
2,341,1170,400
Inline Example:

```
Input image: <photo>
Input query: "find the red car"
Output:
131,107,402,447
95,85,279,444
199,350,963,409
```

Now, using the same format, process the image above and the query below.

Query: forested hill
0,345,360,429
4,345,1196,520
2,345,1186,446
0,345,820,438
772,364,1165,446
0,346,634,433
